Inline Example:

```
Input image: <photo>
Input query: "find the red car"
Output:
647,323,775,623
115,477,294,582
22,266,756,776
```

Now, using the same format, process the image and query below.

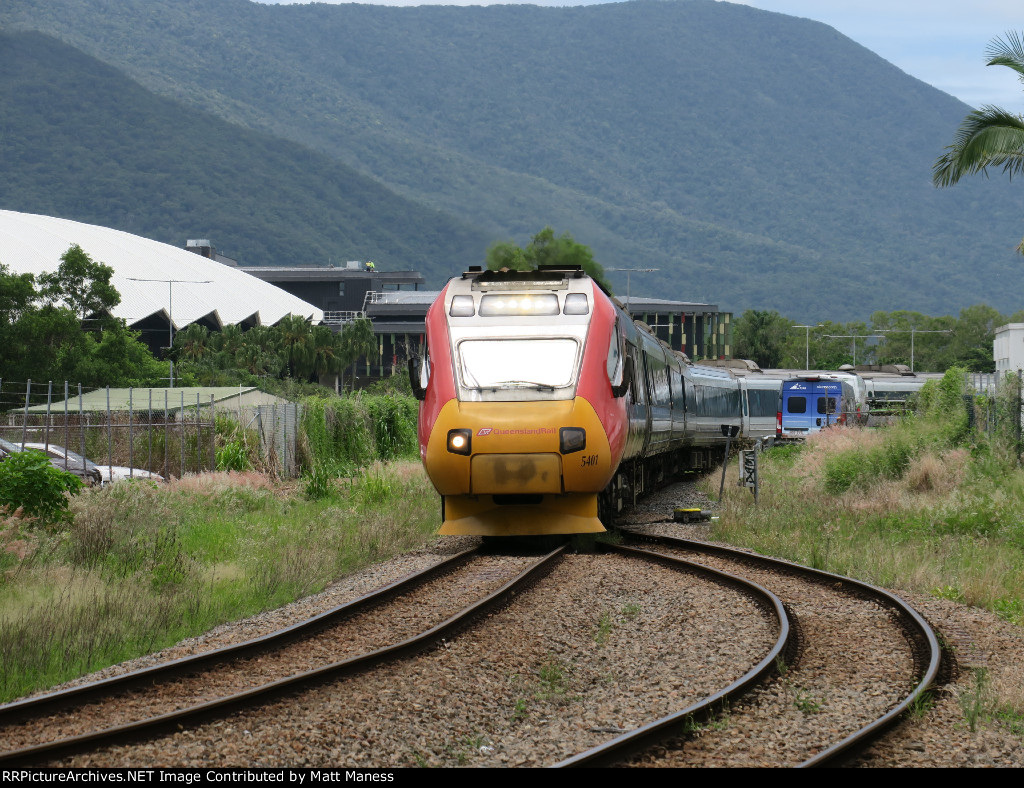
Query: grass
0,461,438,703
705,370,1024,733
708,426,1024,623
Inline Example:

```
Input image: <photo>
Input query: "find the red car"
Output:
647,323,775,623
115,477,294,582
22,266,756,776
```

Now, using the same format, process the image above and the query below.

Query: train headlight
447,429,472,455
449,296,476,317
559,427,586,454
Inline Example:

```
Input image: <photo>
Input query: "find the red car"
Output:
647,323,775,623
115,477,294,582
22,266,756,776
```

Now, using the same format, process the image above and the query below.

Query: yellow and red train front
417,273,628,536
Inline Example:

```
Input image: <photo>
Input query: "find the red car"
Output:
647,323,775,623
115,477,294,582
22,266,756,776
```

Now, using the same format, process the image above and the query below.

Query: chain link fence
969,370,1024,456
0,380,304,479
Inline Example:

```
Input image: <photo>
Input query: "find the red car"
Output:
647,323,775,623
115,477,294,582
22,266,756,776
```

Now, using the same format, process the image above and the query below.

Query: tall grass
298,392,418,474
0,463,438,703
707,368,1024,626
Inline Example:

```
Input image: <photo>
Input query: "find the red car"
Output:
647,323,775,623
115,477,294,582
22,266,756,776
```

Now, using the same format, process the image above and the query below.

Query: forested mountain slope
2,0,1023,318
0,30,490,277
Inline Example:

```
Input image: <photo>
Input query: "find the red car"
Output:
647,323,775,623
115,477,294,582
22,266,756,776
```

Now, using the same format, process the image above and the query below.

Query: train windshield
458,338,579,390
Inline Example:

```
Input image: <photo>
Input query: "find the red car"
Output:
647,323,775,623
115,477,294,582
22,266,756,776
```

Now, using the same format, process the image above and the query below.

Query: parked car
21,443,164,485
0,437,103,487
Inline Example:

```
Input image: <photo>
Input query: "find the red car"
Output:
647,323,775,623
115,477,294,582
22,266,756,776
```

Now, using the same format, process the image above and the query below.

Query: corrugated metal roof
24,386,288,412
0,210,323,329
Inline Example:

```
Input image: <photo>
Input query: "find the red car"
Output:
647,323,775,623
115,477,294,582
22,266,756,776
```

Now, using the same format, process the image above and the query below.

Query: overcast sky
255,0,1024,108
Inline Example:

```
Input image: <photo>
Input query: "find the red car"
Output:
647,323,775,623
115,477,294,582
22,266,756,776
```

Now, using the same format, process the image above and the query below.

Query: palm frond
933,106,1024,186
986,31,1024,83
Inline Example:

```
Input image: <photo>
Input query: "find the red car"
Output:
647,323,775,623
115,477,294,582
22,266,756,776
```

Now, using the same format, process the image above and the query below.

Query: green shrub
299,392,418,471
216,440,252,472
303,461,338,501
0,449,83,524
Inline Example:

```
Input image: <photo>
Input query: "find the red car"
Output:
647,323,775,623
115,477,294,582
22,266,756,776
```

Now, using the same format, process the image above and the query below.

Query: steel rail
2,544,565,766
622,531,943,768
0,547,480,727
555,542,791,768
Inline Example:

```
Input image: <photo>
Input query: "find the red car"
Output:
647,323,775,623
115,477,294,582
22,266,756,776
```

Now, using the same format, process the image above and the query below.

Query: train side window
633,350,647,404
607,322,623,386
787,396,807,414
420,343,431,390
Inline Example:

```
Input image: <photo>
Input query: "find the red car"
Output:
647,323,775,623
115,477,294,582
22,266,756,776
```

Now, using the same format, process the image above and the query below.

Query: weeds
537,657,569,698
595,611,614,646
961,668,993,733
594,603,642,646
0,462,438,703
908,690,935,720
793,688,824,714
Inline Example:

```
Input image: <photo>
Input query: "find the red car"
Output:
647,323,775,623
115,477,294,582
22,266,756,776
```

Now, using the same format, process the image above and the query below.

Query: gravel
621,478,1024,767
17,478,1024,767
54,550,778,767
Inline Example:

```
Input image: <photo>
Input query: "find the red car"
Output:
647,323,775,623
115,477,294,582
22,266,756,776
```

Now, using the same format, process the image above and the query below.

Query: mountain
0,30,491,277
2,0,1023,319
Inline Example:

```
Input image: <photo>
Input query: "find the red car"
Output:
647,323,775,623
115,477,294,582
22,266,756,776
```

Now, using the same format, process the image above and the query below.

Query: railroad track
2,533,937,768
0,545,561,766
5,545,789,767
588,531,942,768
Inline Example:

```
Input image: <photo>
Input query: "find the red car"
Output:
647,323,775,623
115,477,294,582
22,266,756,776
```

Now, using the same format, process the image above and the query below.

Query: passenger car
0,437,103,486
22,443,164,485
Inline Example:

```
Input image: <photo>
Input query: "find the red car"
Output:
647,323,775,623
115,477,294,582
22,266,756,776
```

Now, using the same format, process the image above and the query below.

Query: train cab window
457,338,578,389
817,397,838,415
787,396,807,414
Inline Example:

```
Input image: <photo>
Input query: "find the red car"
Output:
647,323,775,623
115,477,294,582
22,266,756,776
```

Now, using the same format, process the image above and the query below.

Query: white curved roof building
0,211,322,343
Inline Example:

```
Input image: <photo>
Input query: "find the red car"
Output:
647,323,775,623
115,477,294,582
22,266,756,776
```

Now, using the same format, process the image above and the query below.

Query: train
409,266,933,536
409,265,777,537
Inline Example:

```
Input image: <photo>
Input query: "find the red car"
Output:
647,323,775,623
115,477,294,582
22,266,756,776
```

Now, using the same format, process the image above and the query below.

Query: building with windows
621,296,730,361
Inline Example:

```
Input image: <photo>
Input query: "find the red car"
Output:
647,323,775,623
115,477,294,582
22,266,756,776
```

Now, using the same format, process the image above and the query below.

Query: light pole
127,277,211,386
604,268,659,313
823,334,885,366
877,329,952,372
792,324,823,370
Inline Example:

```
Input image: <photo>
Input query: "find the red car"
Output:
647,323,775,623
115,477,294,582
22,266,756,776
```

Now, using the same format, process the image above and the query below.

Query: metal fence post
44,380,53,448
180,391,185,476
210,394,216,472
128,387,134,478
21,379,31,447
106,386,113,482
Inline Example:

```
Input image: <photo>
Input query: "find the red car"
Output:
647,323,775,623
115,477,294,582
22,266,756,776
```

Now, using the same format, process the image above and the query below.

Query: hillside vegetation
2,0,1023,317
0,30,491,275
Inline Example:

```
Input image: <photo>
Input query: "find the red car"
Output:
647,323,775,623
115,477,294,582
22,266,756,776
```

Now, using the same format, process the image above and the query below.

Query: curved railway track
1,529,941,768
4,544,789,768
600,531,942,768
0,545,560,765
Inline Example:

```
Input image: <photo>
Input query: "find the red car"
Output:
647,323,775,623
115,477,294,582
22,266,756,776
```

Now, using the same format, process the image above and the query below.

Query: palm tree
173,323,211,361
310,325,344,391
275,314,315,379
338,318,378,391
934,32,1024,251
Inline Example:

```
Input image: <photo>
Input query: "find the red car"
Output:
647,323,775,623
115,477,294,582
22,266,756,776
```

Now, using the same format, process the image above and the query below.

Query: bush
0,449,83,524
216,440,252,472
299,392,418,471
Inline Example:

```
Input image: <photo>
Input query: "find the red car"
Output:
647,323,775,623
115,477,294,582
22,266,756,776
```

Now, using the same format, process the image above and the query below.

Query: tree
38,244,120,320
276,314,315,379
337,318,377,391
732,310,792,368
172,323,212,362
485,227,613,292
933,32,1024,252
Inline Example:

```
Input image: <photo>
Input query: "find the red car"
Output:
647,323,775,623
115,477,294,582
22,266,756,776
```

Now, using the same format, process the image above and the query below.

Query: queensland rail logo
477,427,556,436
